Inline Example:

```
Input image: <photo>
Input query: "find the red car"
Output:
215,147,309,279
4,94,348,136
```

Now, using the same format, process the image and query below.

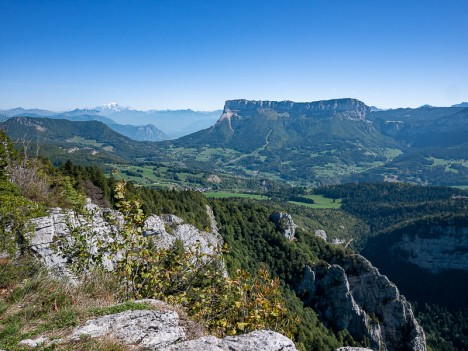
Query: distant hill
0,107,56,117
1,111,169,142
167,99,468,186
369,106,468,147
354,106,468,185
0,105,221,139
452,102,468,107
107,123,168,142
0,117,159,164
47,113,169,142
103,109,222,138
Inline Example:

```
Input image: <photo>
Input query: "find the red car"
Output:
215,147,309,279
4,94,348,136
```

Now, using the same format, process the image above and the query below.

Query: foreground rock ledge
70,309,186,349
166,330,299,351
20,300,300,351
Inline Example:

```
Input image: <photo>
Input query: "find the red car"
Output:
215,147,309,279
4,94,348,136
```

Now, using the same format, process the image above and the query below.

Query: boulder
70,309,186,349
166,330,299,351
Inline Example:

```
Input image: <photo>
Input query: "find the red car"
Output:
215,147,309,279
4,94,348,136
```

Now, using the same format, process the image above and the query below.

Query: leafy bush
63,177,298,340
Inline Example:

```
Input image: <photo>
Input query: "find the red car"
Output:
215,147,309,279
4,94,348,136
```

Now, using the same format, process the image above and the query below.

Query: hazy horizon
1,0,467,111
1,98,467,113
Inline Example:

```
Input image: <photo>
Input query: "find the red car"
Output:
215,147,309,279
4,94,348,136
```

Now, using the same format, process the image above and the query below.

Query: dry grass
0,259,125,351
49,336,128,351
0,258,206,351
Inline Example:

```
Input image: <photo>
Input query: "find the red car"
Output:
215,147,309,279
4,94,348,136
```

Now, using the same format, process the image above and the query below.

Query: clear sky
1,0,467,111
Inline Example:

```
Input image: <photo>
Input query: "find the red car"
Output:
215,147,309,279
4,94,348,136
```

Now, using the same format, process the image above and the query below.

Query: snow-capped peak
95,102,134,114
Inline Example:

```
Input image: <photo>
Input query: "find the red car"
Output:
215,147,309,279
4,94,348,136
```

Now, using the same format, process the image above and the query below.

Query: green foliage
0,129,15,179
59,160,111,208
415,303,468,351
63,177,299,340
186,265,297,338
0,185,42,255
133,185,211,230
209,198,359,350
0,132,44,255
60,176,87,209
317,182,468,234
0,257,126,351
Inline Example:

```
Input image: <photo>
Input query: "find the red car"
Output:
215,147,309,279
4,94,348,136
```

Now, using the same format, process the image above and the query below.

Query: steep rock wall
362,215,468,306
298,255,426,351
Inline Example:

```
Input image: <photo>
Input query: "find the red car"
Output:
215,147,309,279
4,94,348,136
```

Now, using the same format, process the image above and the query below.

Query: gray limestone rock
27,204,122,276
19,336,49,348
70,309,186,349
315,229,328,241
16,298,299,351
166,330,298,351
224,99,369,121
270,211,296,240
144,211,223,260
390,226,468,274
27,203,223,277
300,255,426,351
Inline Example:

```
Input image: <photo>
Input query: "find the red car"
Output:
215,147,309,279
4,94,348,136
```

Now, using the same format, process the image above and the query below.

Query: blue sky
1,0,467,110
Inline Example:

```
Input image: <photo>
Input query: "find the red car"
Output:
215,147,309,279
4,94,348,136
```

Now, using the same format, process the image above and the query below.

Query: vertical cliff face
299,255,426,351
223,98,370,120
362,215,468,307
391,226,468,274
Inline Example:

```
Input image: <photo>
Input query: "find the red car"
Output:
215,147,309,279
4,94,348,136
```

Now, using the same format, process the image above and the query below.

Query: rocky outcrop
19,336,49,348
27,203,121,277
143,215,222,259
270,211,296,240
70,309,186,349
315,229,328,241
299,255,426,351
166,330,298,351
27,202,223,276
21,300,299,351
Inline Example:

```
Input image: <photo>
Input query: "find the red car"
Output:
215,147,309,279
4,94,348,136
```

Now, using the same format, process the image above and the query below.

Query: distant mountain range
0,104,222,140
1,99,467,186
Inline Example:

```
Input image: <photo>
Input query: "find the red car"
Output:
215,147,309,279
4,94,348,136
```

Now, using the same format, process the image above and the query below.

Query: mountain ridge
0,105,222,139
2,98,468,186
0,116,160,164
